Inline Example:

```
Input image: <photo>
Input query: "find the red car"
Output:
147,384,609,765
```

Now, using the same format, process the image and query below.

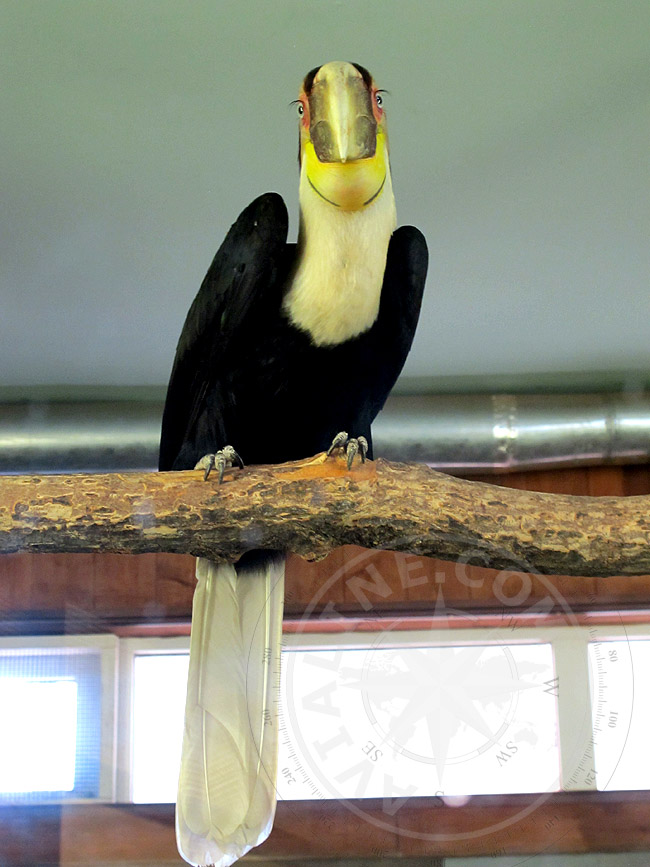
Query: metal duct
0,391,649,475
374,393,650,472
0,399,161,474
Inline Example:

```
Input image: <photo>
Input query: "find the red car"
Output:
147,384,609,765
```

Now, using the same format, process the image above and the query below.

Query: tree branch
1,454,649,576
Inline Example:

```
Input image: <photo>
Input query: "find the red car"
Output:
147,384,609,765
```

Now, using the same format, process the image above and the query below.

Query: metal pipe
373,393,650,472
0,391,649,475
0,400,161,473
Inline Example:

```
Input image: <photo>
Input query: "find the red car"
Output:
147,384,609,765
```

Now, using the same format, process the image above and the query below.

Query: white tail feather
176,555,285,867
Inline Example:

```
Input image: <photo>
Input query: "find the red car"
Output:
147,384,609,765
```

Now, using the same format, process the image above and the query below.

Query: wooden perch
0,453,649,576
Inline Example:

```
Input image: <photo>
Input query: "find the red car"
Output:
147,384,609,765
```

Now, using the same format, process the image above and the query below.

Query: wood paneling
0,552,195,631
3,545,650,630
59,804,183,865
468,463,650,496
0,805,61,866
623,464,650,496
3,794,650,863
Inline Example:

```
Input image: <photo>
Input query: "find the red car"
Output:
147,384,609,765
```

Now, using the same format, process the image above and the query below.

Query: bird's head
296,61,389,212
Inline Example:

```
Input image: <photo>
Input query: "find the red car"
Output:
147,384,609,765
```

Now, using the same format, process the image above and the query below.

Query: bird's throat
284,157,397,347
303,136,388,211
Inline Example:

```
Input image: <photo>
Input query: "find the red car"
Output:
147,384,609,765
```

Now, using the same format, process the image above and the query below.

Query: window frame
116,636,190,803
3,622,650,806
116,621,650,803
0,633,118,804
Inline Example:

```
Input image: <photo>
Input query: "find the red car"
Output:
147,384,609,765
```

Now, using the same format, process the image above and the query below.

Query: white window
2,623,650,804
279,636,559,801
589,634,650,791
0,678,78,793
131,653,189,803
117,626,563,803
0,635,117,803
116,638,190,804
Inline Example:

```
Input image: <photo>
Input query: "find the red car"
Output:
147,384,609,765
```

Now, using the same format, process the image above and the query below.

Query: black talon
216,453,227,484
327,431,368,469
327,431,349,457
195,445,243,483
345,438,358,470
203,454,216,481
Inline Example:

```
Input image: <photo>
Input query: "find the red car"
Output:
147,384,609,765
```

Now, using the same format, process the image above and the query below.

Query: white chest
283,166,396,347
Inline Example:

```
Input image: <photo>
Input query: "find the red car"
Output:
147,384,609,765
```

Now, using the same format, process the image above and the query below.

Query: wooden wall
2,793,650,864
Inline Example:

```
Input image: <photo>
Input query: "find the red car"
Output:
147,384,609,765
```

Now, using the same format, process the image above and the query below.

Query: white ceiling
1,0,649,388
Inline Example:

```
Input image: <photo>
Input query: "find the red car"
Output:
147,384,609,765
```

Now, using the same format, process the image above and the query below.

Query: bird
159,60,428,867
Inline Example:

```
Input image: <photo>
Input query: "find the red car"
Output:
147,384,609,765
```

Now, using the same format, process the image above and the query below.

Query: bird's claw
327,431,368,470
345,435,369,470
194,446,244,483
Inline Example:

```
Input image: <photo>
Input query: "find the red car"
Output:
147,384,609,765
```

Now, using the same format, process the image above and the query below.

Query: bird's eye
297,103,304,117
375,93,383,108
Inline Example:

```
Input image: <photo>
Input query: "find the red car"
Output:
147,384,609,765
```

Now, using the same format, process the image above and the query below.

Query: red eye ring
292,96,310,128
372,89,385,122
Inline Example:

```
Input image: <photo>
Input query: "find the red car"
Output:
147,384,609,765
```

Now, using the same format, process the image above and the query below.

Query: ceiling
2,0,649,389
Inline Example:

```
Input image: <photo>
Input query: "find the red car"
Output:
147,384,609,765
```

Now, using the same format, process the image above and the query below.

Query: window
130,651,189,803
279,638,559,800
2,623,650,804
116,637,191,804
119,625,564,803
0,677,78,794
0,635,117,803
589,635,650,792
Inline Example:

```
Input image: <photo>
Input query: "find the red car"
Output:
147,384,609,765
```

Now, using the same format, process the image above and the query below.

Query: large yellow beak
303,61,387,211
308,63,377,163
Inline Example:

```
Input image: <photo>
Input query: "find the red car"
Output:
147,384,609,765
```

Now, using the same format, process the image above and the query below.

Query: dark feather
159,198,427,471
159,193,288,470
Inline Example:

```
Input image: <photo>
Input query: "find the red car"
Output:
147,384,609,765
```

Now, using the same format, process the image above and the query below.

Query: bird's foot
326,431,368,470
194,446,244,483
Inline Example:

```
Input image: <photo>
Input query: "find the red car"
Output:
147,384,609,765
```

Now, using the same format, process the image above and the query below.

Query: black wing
366,225,428,416
159,193,289,471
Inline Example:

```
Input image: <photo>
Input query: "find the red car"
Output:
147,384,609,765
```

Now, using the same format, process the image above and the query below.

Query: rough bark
0,453,649,576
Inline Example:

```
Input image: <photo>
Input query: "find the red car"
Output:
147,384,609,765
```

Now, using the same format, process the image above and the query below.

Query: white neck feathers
283,161,396,346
